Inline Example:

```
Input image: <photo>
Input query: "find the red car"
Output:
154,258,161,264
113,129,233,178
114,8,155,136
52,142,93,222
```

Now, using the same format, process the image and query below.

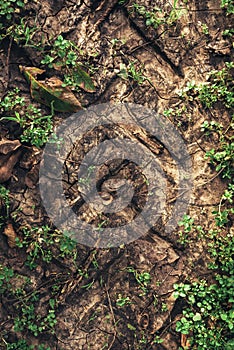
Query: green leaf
226,339,234,350
20,66,82,112
127,323,136,330
193,313,202,321
73,66,96,92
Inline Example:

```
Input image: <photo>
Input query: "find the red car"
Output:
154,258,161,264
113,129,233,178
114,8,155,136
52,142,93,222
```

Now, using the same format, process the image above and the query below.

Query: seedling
199,22,209,35
178,63,234,109
0,88,25,112
0,89,56,148
78,165,96,185
222,28,234,37
220,0,234,14
41,35,95,92
116,294,131,307
200,120,223,136
5,340,51,350
16,226,77,269
174,184,234,349
0,185,10,215
132,0,185,29
0,0,27,42
14,295,57,336
153,336,164,344
205,139,234,179
127,267,151,295
94,220,108,232
0,264,14,293
1,104,54,148
177,214,194,245
118,60,147,85
0,0,25,18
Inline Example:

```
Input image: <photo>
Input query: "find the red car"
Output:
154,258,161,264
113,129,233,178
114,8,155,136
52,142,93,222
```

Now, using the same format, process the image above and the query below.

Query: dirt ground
0,0,233,349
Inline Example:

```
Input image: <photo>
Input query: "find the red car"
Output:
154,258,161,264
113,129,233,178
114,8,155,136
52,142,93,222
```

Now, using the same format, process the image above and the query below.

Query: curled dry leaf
19,65,83,112
140,313,149,329
3,222,17,248
25,164,39,188
0,139,21,154
19,146,41,170
181,333,191,349
0,139,22,183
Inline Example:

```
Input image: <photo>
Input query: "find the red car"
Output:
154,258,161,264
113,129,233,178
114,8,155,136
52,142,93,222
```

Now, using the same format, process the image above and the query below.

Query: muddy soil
0,0,233,349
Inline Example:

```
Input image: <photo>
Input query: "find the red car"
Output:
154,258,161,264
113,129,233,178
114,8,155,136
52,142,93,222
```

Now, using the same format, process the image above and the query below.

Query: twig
5,35,13,90
104,284,117,350
57,249,96,304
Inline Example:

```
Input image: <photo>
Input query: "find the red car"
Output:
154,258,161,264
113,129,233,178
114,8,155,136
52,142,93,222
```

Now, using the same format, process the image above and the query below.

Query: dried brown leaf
3,222,17,248
25,164,39,188
0,149,22,183
181,333,191,349
0,139,21,155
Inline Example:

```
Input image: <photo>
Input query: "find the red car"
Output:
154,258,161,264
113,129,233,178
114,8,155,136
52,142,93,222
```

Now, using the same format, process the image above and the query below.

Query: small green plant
161,302,168,312
14,295,57,336
174,185,234,349
132,4,164,29
16,225,53,269
0,88,25,112
0,264,14,293
198,22,209,35
0,0,25,19
201,120,223,136
78,165,96,185
118,0,127,5
127,60,147,85
0,185,10,229
205,139,234,179
5,339,34,350
177,214,194,245
16,226,77,269
59,233,77,258
212,207,233,227
222,28,234,37
118,60,147,85
132,0,185,29
207,230,234,273
0,185,10,213
163,104,190,128
18,106,53,147
116,294,131,307
222,183,234,203
127,267,151,295
5,18,38,47
41,35,81,69
0,0,27,42
178,63,234,109
174,275,234,349
153,335,164,344
0,97,54,148
220,0,234,14
41,35,95,92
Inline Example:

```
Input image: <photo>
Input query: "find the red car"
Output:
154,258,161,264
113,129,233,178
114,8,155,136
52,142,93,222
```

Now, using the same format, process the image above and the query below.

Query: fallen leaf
0,139,21,155
19,66,82,112
25,164,39,188
73,66,96,92
3,222,17,248
0,139,22,183
19,66,45,84
19,146,41,170
181,333,191,349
